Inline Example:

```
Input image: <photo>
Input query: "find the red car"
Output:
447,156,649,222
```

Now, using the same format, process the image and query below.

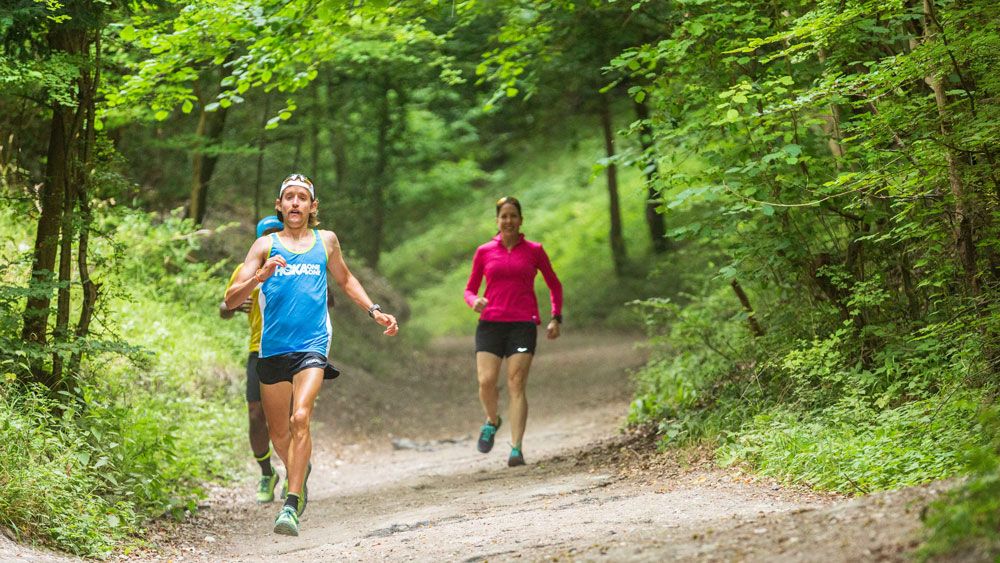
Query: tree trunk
292,134,303,170
898,248,921,320
633,99,668,254
22,112,68,349
70,31,102,375
187,100,229,225
254,96,271,221
327,77,348,195
51,132,78,384
600,95,627,276
368,80,392,269
817,50,848,167
730,280,764,337
23,48,74,378
921,0,978,294
311,83,320,177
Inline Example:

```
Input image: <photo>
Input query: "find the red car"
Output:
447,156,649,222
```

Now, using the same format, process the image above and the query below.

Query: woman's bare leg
505,353,533,448
476,352,503,424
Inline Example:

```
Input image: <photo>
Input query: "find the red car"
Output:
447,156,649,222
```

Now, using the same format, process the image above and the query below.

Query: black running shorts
246,351,261,402
256,351,341,385
475,321,537,358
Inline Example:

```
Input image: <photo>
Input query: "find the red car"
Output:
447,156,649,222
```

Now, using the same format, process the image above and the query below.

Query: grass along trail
6,332,944,562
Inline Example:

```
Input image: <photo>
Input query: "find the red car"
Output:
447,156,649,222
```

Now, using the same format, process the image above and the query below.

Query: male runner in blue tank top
225,173,399,537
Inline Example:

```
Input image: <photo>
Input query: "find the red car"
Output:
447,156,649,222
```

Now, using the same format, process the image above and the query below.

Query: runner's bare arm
219,298,252,319
322,230,398,336
224,236,287,310
219,301,236,319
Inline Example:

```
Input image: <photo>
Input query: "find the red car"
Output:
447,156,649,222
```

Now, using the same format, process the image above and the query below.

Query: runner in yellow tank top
221,216,284,504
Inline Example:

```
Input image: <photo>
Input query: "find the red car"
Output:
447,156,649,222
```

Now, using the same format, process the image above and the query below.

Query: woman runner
225,173,399,536
464,196,563,467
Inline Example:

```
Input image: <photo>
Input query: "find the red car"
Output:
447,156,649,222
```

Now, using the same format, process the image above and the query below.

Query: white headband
279,180,315,198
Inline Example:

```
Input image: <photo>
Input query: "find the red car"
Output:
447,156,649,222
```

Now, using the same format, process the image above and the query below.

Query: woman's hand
546,319,561,340
473,297,488,313
255,255,287,282
374,310,399,336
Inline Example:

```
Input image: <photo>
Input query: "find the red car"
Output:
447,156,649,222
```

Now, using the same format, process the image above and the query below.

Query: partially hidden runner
220,215,285,504
464,196,563,467
225,173,399,536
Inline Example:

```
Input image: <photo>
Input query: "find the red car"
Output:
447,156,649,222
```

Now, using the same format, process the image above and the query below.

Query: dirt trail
153,331,943,562
5,332,944,562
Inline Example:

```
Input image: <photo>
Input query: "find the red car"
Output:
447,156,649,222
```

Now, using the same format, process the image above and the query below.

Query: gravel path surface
4,332,945,562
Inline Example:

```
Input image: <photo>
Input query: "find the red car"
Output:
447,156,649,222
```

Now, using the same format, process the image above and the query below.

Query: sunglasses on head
284,173,313,186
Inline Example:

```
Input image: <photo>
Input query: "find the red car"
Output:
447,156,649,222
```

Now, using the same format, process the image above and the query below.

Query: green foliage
920,406,1000,560
720,394,982,493
3,0,999,557
629,278,994,494
0,207,243,556
107,1,452,124
0,386,136,557
600,0,1000,553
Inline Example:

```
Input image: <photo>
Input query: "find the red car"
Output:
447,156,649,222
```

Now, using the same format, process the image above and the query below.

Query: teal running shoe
477,417,502,453
508,446,525,467
273,506,299,536
257,472,279,503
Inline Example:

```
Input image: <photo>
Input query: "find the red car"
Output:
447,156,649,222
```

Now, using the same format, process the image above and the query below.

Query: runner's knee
289,408,311,436
507,375,527,396
477,370,500,387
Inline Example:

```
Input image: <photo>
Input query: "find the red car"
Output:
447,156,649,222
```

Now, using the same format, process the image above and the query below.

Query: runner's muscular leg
260,382,293,465
506,352,533,448
248,401,270,456
286,367,324,496
476,352,503,424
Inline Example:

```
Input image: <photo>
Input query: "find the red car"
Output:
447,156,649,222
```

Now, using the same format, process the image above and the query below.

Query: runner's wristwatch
368,303,382,318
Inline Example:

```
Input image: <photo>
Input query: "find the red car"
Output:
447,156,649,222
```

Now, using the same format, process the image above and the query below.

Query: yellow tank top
226,265,263,353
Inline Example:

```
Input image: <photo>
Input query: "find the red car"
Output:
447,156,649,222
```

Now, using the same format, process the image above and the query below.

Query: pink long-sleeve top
464,233,563,324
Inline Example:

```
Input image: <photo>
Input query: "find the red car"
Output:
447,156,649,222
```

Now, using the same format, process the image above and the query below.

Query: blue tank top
259,230,331,358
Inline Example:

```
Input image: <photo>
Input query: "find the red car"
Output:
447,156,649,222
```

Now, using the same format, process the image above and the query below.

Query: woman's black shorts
475,321,537,358
256,351,341,385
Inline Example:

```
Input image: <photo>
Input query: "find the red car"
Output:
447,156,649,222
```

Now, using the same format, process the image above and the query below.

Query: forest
1,0,998,559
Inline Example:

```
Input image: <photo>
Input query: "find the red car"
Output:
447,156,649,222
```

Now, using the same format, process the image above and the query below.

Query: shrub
0,207,244,556
919,405,1000,560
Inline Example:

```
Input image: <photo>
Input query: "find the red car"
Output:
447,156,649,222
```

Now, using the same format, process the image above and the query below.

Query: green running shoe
508,446,525,467
273,506,299,536
256,472,279,503
284,462,313,514
281,461,310,499
298,462,312,515
477,417,502,453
